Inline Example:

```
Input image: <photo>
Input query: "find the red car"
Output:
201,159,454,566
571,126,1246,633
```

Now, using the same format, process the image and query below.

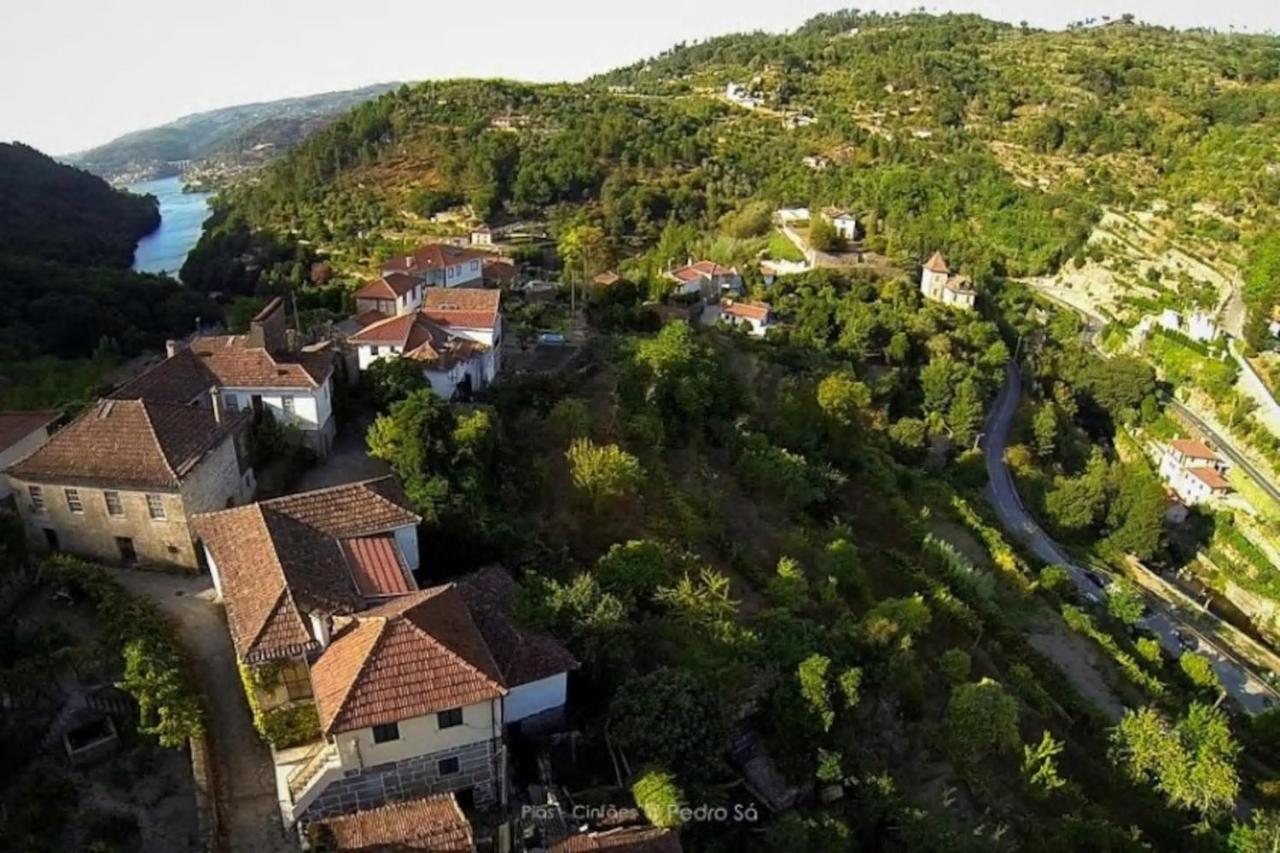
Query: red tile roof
310,586,506,733
1188,467,1231,491
342,535,413,598
1170,439,1218,461
112,339,333,403
351,309,389,329
0,410,59,455
923,251,949,273
354,272,419,301
349,312,490,370
422,287,501,329
381,244,487,276
193,478,421,662
550,827,683,853
8,398,246,490
670,260,737,284
483,259,518,282
308,793,473,852
719,299,771,322
457,566,577,688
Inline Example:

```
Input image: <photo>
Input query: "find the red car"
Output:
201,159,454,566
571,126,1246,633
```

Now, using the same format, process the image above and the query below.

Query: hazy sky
2,0,1276,155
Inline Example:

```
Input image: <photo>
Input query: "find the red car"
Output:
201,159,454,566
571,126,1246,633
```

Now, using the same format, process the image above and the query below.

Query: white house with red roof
701,299,774,337
380,244,485,289
920,252,976,311
1159,439,1232,505
353,272,425,317
348,288,502,400
667,259,743,299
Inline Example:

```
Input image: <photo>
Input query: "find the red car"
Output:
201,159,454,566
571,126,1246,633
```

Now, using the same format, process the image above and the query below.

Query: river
127,175,211,279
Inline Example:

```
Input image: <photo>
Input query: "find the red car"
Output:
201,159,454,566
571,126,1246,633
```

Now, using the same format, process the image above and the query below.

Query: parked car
537,332,568,346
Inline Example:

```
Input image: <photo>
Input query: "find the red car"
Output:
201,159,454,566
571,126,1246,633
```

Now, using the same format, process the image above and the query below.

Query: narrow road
983,363,1277,715
110,569,296,853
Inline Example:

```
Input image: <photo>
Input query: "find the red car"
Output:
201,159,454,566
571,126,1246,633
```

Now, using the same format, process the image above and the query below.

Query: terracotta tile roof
342,535,413,598
109,349,218,405
308,793,473,852
351,312,490,370
352,309,389,329
354,272,419,301
0,410,58,454
719,299,771,322
1170,439,1218,461
311,586,506,733
670,260,736,284
456,565,577,687
193,478,421,661
550,827,683,853
483,259,518,282
189,335,334,389
8,398,246,490
381,244,487,276
593,271,621,286
923,251,949,273
1189,466,1231,490
422,287,501,329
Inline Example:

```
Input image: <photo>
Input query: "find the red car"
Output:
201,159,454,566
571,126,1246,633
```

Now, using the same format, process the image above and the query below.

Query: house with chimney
5,396,254,569
192,479,575,828
700,299,773,337
667,260,743,300
380,244,486,289
1159,439,1232,505
919,252,976,311
112,298,338,456
348,289,503,400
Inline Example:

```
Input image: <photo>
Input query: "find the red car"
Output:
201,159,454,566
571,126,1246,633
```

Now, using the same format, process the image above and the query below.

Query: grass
0,357,114,410
766,229,805,263
1228,467,1280,523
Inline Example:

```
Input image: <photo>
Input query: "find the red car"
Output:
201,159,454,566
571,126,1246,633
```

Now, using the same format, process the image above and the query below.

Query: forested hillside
184,13,1279,327
0,143,218,404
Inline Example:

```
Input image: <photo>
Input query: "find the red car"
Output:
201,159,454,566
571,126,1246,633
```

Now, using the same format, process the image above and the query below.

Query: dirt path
1027,621,1126,722
108,569,296,853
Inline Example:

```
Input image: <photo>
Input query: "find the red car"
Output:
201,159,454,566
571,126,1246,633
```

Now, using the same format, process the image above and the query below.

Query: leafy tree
119,638,205,748
948,378,985,447
1229,810,1280,853
1135,637,1163,665
519,572,631,682
1081,356,1157,416
547,397,591,444
921,357,959,415
809,215,845,252
888,417,928,459
559,224,611,285
611,668,728,781
940,648,972,684
566,438,643,507
1106,577,1146,625
1022,730,1068,795
816,372,871,427
859,595,932,647
821,538,868,602
1110,703,1240,818
944,678,1021,762
365,356,429,410
596,539,683,603
1180,652,1221,692
1104,464,1167,560
798,653,837,732
1033,404,1059,460
632,767,685,828
768,556,810,609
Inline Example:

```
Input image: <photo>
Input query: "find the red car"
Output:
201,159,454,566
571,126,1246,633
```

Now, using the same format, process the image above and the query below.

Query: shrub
632,767,686,828
944,678,1021,762
939,648,972,684
548,397,592,444
567,438,643,507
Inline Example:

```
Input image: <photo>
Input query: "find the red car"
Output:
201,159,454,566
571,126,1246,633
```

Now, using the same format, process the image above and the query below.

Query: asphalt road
983,362,1277,715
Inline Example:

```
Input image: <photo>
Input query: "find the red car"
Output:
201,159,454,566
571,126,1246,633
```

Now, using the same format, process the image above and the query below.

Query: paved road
1167,397,1280,507
110,569,296,853
983,362,1277,715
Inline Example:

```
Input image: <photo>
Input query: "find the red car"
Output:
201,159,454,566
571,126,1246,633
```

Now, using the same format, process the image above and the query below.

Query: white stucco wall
335,698,498,771
504,673,568,723
221,380,332,435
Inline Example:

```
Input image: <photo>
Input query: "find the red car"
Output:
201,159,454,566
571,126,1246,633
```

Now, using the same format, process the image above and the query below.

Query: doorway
115,537,137,565
42,528,59,551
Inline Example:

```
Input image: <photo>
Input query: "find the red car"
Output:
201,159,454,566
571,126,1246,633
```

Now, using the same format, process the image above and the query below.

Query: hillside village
7,8,1280,853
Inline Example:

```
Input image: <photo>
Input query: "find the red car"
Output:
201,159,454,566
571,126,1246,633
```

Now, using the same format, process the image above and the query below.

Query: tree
948,379,984,447
632,767,685,828
817,372,871,427
859,595,932,647
809,215,845,252
1105,464,1167,560
940,648,972,683
596,539,681,603
365,357,428,410
768,556,810,609
1229,810,1280,853
1033,404,1059,460
798,653,837,732
944,678,1021,762
118,638,204,748
566,438,643,507
1106,577,1146,625
611,668,728,781
1022,730,1067,795
1110,703,1240,818
888,417,928,458
822,538,868,602
921,357,958,414
559,224,610,285
1180,652,1221,692
548,397,592,444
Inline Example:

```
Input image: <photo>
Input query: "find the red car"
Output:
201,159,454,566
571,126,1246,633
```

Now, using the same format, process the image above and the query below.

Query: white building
1159,439,1232,505
822,208,858,241
702,299,773,337
353,272,423,317
668,260,743,299
349,288,502,400
380,244,485,289
470,225,493,246
920,252,976,311
1187,310,1221,343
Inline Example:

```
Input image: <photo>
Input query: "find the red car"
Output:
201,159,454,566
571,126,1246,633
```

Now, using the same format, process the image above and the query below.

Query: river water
127,175,211,279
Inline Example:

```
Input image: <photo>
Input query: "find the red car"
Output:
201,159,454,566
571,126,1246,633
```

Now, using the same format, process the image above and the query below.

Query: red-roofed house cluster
1159,439,1232,505
192,477,577,834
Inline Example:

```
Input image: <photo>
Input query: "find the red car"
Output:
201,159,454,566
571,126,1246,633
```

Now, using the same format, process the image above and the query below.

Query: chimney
247,297,288,354
209,386,222,423
309,611,332,649
165,339,180,358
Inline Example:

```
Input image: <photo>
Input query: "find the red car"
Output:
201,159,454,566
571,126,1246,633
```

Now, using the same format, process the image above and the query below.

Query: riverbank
127,175,211,279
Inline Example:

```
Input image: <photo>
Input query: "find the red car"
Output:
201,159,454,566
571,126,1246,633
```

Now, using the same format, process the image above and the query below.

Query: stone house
111,298,338,456
348,288,503,400
0,411,60,500
919,251,976,311
193,479,575,827
5,397,254,569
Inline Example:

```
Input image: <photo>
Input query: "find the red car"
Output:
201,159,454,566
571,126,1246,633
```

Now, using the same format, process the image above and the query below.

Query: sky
2,0,1277,155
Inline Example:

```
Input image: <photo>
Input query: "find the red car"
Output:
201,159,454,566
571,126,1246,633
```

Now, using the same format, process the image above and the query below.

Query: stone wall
302,738,498,822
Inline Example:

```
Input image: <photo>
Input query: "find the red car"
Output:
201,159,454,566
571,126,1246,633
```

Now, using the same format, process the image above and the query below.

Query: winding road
983,362,1278,715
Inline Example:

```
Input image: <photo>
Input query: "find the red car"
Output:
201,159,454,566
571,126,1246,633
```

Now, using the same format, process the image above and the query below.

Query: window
146,494,166,520
369,346,380,357
437,708,463,729
223,394,240,413
65,488,83,514
438,757,460,776
104,491,124,517
28,485,45,513
371,722,400,744
282,661,313,701
281,396,295,417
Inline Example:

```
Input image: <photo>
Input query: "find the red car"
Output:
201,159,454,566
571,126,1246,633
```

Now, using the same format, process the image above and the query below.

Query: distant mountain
0,141,159,267
62,83,403,183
